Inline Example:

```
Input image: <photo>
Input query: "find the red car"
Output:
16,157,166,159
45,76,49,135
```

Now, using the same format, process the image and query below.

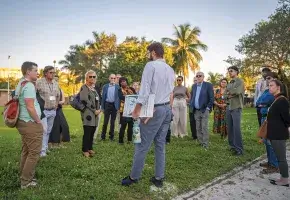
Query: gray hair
85,70,96,78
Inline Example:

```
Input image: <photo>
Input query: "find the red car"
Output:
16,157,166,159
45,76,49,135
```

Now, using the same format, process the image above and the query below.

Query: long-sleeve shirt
137,59,175,105
254,78,267,105
256,89,274,116
224,77,245,110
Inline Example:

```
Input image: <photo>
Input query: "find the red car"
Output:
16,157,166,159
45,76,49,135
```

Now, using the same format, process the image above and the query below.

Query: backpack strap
14,80,30,100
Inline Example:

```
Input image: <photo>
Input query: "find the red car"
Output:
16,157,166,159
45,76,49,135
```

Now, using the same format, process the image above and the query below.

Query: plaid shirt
36,78,60,109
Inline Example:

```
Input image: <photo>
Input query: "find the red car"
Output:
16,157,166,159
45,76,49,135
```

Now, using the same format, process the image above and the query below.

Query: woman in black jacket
267,79,289,187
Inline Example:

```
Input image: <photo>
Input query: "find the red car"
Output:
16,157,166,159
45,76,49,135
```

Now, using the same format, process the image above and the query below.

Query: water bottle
133,119,141,144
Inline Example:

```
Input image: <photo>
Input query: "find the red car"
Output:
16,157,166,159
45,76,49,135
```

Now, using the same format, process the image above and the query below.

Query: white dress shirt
137,59,175,105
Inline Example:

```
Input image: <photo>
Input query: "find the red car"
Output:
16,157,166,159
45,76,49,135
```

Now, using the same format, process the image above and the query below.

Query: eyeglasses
266,77,272,80
89,76,96,79
177,79,182,82
196,75,203,78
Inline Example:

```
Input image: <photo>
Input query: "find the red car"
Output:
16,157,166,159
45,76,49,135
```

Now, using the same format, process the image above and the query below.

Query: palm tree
162,23,208,85
207,72,224,87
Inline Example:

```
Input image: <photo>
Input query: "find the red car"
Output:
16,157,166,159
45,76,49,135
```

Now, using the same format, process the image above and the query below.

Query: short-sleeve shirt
15,79,41,122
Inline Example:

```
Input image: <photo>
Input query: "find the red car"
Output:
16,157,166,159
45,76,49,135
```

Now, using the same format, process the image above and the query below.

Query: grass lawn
0,107,263,200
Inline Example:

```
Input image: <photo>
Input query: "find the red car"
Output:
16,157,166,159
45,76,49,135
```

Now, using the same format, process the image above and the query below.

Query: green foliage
207,72,224,87
162,23,208,83
0,77,20,90
0,107,263,199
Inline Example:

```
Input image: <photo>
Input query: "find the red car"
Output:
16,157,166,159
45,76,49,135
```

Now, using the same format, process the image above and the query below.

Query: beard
148,54,153,61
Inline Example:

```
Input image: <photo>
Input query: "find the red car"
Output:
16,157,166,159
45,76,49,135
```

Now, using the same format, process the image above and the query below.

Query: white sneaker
21,181,37,189
40,152,47,157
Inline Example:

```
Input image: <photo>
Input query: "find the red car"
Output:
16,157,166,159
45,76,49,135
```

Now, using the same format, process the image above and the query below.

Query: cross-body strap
266,95,286,120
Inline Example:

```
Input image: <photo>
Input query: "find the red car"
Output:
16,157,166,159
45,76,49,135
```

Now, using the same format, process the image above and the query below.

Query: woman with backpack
79,70,101,158
213,78,228,139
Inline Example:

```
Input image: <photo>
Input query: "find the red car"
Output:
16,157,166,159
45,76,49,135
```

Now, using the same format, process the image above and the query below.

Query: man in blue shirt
100,74,121,141
190,72,214,148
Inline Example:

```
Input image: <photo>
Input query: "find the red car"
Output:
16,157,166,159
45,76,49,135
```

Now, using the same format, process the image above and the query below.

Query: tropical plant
162,23,208,84
207,72,224,87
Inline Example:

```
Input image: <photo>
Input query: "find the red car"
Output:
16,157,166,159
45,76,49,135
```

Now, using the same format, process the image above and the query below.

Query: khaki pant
172,98,187,137
16,120,43,186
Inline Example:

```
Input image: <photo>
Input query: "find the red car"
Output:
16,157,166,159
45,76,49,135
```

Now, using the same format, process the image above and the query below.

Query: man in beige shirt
36,66,60,157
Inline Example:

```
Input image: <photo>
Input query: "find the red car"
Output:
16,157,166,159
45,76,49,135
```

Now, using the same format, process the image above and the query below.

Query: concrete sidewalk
175,146,290,200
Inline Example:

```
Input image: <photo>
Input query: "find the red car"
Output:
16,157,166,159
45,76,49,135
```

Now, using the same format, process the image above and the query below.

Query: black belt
154,102,170,107
105,101,114,104
45,108,55,111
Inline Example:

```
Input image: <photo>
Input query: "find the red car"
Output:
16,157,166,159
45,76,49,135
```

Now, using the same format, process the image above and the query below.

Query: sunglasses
266,77,272,80
196,75,203,78
49,72,55,74
111,78,116,79
177,79,182,82
89,76,96,79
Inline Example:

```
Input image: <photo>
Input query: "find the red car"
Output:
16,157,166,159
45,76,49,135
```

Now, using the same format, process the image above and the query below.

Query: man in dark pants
100,74,121,141
189,77,197,139
225,66,245,156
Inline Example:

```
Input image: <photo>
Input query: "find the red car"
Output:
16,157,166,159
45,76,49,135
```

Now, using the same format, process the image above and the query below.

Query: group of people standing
254,67,289,187
14,63,70,188
13,42,289,190
170,67,244,155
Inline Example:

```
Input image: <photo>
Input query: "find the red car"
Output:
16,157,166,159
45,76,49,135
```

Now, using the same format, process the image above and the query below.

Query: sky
0,0,278,81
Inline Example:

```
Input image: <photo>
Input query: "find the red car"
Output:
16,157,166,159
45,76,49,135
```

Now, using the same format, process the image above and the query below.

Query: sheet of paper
123,94,155,118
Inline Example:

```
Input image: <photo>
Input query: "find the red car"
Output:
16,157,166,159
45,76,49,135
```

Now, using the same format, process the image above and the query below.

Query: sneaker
21,181,37,189
261,166,279,174
40,152,47,157
121,176,138,186
270,180,289,187
150,177,163,188
260,162,270,168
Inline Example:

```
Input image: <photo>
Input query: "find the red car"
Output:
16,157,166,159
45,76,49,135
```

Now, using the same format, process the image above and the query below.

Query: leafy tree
207,72,223,87
235,1,290,82
162,23,208,85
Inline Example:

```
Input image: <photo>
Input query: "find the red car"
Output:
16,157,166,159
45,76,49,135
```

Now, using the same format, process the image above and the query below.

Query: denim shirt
256,89,274,116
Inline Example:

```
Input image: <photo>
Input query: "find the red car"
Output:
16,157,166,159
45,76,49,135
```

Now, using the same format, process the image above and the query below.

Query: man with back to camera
121,42,175,188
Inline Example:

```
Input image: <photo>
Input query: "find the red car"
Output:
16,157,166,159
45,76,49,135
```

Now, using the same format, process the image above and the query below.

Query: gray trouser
130,105,172,180
271,140,289,178
194,110,209,146
226,108,243,153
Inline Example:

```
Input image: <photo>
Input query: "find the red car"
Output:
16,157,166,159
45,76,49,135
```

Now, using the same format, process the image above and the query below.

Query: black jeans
119,113,133,143
101,102,117,140
189,112,197,139
82,125,96,152
166,126,171,143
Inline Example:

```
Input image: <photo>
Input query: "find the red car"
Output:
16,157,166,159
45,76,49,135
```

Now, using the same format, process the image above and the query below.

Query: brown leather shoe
259,162,270,168
83,152,90,158
261,166,279,174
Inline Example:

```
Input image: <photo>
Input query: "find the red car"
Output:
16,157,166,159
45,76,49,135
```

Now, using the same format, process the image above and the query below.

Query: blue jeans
41,110,56,154
261,117,278,168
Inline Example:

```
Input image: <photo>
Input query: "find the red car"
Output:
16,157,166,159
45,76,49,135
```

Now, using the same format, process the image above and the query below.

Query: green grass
0,107,263,200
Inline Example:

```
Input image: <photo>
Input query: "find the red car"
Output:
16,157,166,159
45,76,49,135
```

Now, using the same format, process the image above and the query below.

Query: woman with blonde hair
80,70,101,157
